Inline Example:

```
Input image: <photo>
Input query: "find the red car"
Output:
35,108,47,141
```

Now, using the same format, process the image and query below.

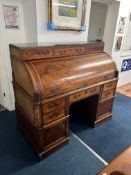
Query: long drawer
69,86,100,103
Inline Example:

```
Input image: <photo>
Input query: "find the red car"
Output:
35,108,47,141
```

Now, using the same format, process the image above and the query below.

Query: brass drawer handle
48,103,57,108
107,84,113,87
53,113,58,117
105,92,111,96
49,112,58,119
42,51,50,55
74,94,81,98
85,90,88,94
90,88,97,93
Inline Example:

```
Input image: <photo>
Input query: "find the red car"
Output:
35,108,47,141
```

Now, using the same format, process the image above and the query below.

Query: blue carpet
71,93,131,163
0,110,104,175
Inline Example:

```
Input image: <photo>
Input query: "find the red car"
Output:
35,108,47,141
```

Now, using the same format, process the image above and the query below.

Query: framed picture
114,36,123,51
48,0,87,31
3,5,20,29
117,17,126,34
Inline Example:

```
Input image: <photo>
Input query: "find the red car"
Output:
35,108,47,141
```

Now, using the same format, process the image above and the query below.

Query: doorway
88,1,107,42
88,0,120,55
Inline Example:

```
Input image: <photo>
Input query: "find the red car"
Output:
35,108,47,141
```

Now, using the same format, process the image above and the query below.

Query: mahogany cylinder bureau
9,42,118,158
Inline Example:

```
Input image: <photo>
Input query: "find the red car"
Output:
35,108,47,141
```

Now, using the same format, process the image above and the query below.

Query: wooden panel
43,98,65,114
97,98,114,118
16,107,69,158
43,108,65,125
10,42,118,158
55,47,86,57
101,89,115,100
97,146,131,175
10,43,104,60
86,44,103,54
15,87,42,127
12,58,34,97
103,80,117,91
69,86,100,103
43,119,68,148
15,88,34,123
29,53,116,98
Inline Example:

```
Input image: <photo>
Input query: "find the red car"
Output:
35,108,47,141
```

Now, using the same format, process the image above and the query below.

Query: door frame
88,0,112,42
88,0,120,55
0,30,13,110
0,30,5,107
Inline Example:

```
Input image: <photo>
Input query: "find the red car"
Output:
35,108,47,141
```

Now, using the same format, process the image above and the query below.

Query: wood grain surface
10,42,118,158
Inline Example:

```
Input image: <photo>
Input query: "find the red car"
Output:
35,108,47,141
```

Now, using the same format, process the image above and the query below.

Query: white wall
123,14,131,51
88,2,107,41
0,30,5,107
22,0,37,43
112,0,131,87
103,1,120,54
0,0,130,110
36,0,91,43
0,0,26,110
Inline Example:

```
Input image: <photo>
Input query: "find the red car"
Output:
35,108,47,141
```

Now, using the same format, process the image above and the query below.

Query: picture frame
114,36,123,51
3,5,20,29
117,16,126,34
48,0,87,31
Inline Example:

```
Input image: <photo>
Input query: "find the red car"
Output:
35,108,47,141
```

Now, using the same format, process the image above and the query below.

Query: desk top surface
97,146,131,175
10,41,103,49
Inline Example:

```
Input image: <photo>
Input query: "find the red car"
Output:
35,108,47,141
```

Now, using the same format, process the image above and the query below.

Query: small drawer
103,81,117,91
75,47,86,54
101,89,115,100
43,98,65,114
55,47,86,57
69,86,100,103
86,44,103,54
22,48,53,60
43,108,65,125
55,48,75,57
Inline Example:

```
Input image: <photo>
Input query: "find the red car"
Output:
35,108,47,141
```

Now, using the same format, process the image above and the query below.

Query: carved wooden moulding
10,42,118,158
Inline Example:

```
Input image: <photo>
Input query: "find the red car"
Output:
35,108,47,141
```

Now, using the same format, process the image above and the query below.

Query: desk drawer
55,47,86,57
22,48,53,60
43,98,65,114
43,108,65,125
69,86,100,103
101,89,115,100
103,81,117,91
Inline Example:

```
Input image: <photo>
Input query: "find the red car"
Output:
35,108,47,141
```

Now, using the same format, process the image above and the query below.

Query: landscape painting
59,0,78,17
48,0,87,31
